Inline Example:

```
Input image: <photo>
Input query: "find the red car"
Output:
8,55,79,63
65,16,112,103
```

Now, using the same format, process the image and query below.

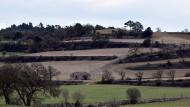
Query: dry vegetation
25,48,159,57
152,32,190,44
109,58,190,80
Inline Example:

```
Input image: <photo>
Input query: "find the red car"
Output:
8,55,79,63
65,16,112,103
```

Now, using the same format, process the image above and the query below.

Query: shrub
72,91,85,107
142,39,151,47
126,88,141,104
154,41,160,47
10,97,23,105
2,51,7,56
62,89,69,104
185,73,190,77
166,60,172,68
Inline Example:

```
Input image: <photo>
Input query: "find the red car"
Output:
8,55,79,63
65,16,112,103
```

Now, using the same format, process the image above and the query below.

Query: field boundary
0,55,117,63
38,96,190,107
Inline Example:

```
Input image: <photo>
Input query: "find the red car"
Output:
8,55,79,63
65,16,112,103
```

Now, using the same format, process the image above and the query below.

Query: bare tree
0,64,18,104
156,27,162,32
62,89,69,106
47,65,61,80
167,70,176,83
135,72,144,85
116,70,126,80
153,70,164,85
128,45,140,57
101,70,114,82
13,63,60,106
72,91,84,107
161,46,175,59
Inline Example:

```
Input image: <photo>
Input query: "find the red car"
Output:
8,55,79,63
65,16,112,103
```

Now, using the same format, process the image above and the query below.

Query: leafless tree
101,70,114,82
0,64,18,104
128,46,140,57
135,72,144,85
62,89,69,106
72,91,84,107
167,70,176,83
156,27,162,32
13,63,60,106
116,70,126,80
153,70,164,85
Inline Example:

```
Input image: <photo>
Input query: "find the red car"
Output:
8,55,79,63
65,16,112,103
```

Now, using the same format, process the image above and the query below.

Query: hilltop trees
132,22,143,33
124,20,144,37
95,25,105,30
156,27,161,32
124,20,143,33
0,21,155,52
125,20,134,31
0,22,96,41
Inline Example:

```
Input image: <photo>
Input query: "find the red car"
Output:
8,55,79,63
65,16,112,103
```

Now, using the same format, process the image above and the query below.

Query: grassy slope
1,84,190,106
42,85,190,104
122,99,190,107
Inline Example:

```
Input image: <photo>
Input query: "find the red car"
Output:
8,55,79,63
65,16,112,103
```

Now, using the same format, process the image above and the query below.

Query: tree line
0,21,153,52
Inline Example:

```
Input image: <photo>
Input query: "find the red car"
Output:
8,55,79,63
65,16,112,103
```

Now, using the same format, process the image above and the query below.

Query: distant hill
152,32,190,44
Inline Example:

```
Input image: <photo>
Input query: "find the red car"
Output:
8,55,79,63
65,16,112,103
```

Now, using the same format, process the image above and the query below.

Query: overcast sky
0,0,190,31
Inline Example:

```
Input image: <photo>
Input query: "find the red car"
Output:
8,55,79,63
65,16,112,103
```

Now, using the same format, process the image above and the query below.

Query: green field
43,85,190,104
1,85,190,106
122,99,190,107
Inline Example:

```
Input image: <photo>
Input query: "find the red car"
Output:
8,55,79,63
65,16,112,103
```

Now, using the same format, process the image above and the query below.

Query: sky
0,0,190,31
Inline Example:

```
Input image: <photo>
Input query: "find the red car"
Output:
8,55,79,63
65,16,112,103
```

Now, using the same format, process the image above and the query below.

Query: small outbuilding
70,72,91,80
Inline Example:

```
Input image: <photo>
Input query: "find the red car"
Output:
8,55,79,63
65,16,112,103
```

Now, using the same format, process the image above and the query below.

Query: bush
185,73,190,77
166,60,172,68
154,41,160,47
10,97,23,105
2,51,7,56
126,88,141,104
142,39,151,47
72,90,85,107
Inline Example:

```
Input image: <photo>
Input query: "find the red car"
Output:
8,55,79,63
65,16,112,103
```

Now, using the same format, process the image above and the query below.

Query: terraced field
25,48,159,57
